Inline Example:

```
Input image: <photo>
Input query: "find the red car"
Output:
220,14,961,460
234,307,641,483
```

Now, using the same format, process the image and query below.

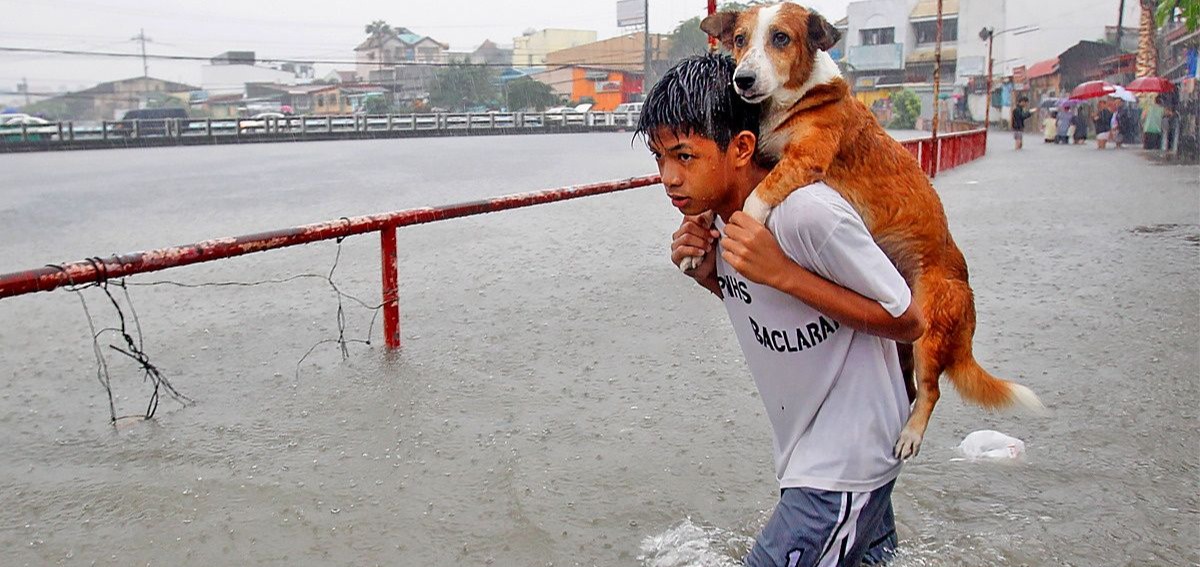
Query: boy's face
648,127,741,216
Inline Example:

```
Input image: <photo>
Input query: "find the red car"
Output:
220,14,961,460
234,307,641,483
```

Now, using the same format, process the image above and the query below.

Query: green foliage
668,16,710,60
888,90,921,129
1157,0,1199,31
362,95,392,114
504,77,558,111
365,20,393,38
668,2,754,60
429,62,499,111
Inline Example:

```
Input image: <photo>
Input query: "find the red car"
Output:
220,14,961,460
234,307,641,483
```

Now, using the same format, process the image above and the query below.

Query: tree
429,61,499,111
668,2,753,60
1156,0,1199,31
1137,0,1161,77
364,20,393,41
504,77,558,111
888,90,921,129
362,95,392,114
668,16,709,61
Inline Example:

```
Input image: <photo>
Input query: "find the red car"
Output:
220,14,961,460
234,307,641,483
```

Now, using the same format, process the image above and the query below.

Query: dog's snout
733,74,756,91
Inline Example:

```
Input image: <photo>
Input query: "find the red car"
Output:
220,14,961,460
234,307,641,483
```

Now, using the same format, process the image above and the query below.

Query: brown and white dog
700,2,1042,459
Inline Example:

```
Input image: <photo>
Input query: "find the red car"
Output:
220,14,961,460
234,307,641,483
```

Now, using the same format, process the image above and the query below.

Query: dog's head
701,2,842,105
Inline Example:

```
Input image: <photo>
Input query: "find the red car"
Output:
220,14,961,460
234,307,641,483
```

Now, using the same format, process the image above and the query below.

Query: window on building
860,27,895,46
418,46,439,61
913,19,958,44
317,95,325,106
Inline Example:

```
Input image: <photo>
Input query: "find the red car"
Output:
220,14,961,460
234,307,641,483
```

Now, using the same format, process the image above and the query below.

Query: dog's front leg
745,125,840,225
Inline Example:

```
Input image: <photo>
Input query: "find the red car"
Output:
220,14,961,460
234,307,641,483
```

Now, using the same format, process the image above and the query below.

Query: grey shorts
746,479,898,567
1013,130,1024,140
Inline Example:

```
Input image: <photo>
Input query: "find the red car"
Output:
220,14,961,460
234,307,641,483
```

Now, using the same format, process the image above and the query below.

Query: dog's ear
806,11,841,52
700,11,739,49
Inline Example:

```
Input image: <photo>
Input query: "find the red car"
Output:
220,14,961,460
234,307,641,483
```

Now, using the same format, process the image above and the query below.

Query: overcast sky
0,0,855,96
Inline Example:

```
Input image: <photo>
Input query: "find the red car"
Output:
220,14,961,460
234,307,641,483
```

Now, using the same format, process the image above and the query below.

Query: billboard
617,0,645,27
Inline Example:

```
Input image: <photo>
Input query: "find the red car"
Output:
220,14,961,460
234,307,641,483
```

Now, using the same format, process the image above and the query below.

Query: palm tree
1136,0,1160,77
364,20,394,43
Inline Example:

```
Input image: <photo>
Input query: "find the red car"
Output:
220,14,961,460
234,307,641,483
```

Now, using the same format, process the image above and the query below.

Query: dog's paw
678,254,703,272
894,427,924,460
743,191,774,225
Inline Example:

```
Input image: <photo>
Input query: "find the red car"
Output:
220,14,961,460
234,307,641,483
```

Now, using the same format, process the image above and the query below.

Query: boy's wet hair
635,53,761,150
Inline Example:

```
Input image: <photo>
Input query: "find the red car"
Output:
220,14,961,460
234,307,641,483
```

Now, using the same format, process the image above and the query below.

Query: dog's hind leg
893,273,955,460
897,342,915,404
894,335,946,460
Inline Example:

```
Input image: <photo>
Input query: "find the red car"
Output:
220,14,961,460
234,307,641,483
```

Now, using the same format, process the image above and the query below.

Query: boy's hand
722,211,794,288
671,212,719,283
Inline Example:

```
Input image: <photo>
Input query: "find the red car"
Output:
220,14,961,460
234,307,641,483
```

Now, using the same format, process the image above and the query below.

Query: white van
614,102,643,116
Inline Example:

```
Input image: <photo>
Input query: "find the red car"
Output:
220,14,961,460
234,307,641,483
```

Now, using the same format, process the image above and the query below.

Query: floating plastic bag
957,430,1025,460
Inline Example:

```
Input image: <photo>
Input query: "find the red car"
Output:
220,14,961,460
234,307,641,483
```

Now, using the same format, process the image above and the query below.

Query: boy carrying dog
638,53,924,567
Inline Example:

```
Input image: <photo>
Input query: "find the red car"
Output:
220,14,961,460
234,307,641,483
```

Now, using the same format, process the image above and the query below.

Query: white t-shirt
714,183,912,492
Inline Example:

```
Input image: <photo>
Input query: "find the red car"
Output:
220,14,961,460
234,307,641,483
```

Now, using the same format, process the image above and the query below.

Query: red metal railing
0,175,661,348
899,128,987,177
0,130,990,349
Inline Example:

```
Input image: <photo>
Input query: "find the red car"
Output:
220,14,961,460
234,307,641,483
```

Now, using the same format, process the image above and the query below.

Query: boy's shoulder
768,183,864,248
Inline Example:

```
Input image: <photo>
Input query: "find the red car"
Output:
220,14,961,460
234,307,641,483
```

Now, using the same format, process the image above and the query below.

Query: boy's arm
722,211,924,343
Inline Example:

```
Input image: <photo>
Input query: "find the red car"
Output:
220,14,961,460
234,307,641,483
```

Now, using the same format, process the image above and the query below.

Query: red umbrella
1126,76,1174,93
1069,80,1117,100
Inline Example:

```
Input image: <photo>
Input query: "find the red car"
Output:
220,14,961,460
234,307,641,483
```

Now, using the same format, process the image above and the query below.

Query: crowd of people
1010,94,1178,151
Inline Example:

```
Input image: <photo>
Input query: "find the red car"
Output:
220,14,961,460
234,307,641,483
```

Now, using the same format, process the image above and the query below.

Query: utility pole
19,77,30,106
131,28,152,77
643,0,651,94
980,27,995,129
708,0,718,53
1116,0,1126,50
930,0,943,177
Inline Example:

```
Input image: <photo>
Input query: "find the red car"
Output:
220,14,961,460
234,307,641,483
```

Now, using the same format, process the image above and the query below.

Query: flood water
0,132,1197,566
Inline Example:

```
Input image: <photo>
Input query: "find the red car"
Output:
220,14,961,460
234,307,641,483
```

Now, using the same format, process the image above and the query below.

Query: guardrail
0,175,662,348
0,111,644,152
0,130,988,349
901,128,987,177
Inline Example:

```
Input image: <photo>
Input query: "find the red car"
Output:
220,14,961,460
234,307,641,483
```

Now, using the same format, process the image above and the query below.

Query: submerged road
0,132,1196,566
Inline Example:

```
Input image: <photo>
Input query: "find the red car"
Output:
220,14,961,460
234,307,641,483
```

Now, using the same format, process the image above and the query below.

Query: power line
0,45,648,69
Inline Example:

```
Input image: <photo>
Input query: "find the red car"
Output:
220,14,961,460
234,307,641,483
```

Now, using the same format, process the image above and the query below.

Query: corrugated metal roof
1026,58,1060,78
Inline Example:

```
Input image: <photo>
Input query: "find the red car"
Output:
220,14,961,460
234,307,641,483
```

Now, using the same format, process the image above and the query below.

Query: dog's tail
945,357,1044,412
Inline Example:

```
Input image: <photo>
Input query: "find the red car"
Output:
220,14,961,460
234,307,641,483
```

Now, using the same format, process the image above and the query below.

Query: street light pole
985,31,994,128
980,27,995,129
643,0,651,94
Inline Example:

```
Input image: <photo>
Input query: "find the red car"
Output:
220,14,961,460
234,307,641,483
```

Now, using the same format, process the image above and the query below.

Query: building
26,76,198,121
840,0,1141,123
201,51,314,96
321,70,359,84
512,29,597,68
243,83,386,115
533,32,670,110
843,0,960,117
467,40,513,66
355,27,449,82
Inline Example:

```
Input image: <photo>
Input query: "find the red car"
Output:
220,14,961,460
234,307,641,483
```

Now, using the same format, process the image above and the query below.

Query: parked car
613,102,643,116
239,112,287,133
111,107,188,137
0,115,57,141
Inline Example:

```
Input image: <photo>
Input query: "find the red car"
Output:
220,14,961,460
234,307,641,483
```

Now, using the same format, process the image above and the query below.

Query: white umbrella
1108,86,1137,102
